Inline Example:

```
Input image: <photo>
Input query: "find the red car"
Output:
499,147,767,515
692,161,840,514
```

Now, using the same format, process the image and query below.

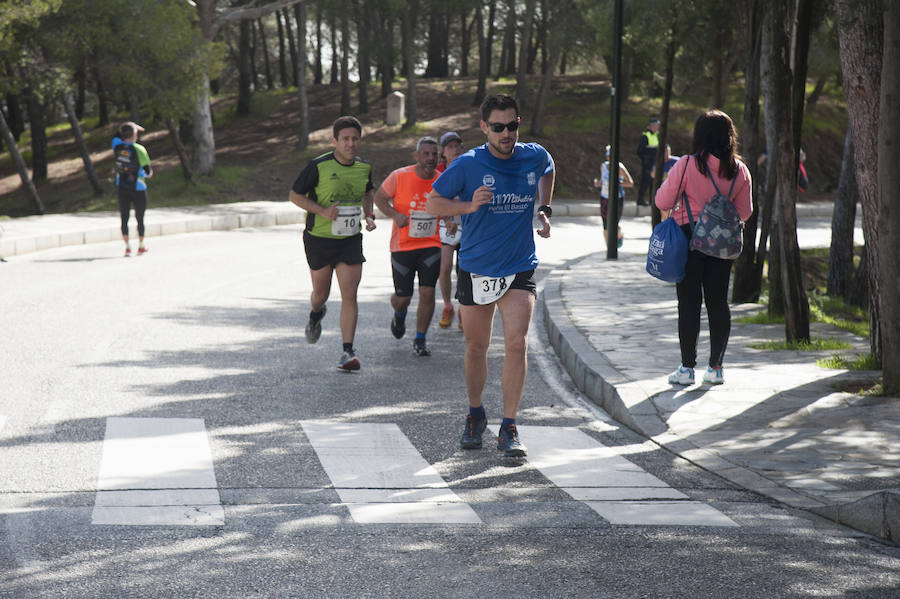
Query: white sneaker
668,365,695,385
703,366,724,384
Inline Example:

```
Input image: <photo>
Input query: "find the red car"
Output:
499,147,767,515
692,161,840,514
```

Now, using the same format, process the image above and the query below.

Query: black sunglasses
486,119,520,133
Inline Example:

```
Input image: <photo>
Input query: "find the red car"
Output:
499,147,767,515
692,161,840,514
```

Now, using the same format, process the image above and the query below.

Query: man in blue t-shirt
426,94,555,458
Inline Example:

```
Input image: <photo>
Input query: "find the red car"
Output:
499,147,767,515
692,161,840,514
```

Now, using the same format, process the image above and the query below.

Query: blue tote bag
646,160,689,283
646,217,688,283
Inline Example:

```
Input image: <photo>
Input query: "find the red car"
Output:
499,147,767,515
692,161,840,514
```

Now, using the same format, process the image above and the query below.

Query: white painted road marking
502,425,737,527
92,417,224,526
301,421,481,524
587,501,739,527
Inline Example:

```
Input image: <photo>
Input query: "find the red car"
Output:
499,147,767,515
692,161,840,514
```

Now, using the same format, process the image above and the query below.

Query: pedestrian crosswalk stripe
586,501,739,527
301,421,481,524
92,417,224,526
497,425,737,527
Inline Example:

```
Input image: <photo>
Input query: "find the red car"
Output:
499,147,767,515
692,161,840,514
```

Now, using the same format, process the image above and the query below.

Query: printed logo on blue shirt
483,174,495,187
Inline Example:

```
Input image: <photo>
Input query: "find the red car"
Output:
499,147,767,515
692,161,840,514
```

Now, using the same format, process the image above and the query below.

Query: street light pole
607,0,624,260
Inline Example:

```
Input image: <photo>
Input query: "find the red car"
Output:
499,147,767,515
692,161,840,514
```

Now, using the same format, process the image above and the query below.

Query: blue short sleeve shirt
432,142,554,277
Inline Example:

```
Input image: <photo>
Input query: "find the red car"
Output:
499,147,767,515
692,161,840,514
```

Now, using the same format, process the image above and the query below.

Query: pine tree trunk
75,63,86,119
837,0,883,361
516,0,537,108
760,5,781,317
249,17,259,91
764,1,810,338
805,74,827,110
827,130,858,299
258,18,274,90
374,8,394,98
460,8,471,77
651,5,678,230
0,107,44,214
848,244,868,308
878,0,899,391
485,2,496,78
192,74,216,176
237,19,253,115
473,1,487,107
530,2,572,135
4,92,25,140
330,13,339,85
424,9,445,78
276,11,289,87
284,8,299,87
401,0,420,127
25,90,48,183
340,6,351,115
731,0,765,303
314,5,323,85
296,2,310,149
354,0,370,114
192,0,217,176
498,0,516,78
167,119,194,182
62,90,103,196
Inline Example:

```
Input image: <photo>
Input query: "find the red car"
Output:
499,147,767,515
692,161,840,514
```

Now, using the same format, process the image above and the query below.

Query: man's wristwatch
537,205,552,218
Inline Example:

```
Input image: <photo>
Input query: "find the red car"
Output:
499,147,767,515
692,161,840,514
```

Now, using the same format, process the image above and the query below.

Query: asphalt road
1,216,897,598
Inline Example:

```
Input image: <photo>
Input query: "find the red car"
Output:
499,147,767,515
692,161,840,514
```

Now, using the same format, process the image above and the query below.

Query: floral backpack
686,165,743,260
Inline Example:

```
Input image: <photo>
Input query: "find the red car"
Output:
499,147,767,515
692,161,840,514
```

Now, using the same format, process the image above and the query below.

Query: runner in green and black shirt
289,116,377,371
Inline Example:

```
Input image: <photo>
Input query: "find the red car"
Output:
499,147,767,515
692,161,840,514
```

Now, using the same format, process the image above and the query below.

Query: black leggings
118,188,147,237
676,226,733,369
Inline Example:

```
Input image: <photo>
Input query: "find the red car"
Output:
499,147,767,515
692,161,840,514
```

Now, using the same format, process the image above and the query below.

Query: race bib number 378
470,273,511,305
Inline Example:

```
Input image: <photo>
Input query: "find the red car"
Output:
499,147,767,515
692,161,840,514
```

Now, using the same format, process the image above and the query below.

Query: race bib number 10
331,205,361,236
470,273,511,305
408,210,437,238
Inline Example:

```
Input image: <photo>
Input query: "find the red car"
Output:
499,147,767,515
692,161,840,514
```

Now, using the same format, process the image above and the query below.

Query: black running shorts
391,246,441,297
456,268,537,306
303,231,365,271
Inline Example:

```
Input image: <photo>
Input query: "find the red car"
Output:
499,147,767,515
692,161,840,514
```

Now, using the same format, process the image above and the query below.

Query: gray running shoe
305,305,327,344
497,423,527,458
460,414,487,449
412,338,431,356
337,349,360,371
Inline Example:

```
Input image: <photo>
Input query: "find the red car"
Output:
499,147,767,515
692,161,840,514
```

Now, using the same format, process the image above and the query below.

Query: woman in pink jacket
654,110,752,386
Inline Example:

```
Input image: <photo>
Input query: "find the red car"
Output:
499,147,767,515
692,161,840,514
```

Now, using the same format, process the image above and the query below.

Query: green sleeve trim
134,143,151,167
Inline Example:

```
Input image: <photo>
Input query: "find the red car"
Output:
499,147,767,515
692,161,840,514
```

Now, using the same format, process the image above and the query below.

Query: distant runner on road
436,131,465,331
426,95,555,458
373,137,442,357
289,116,377,371
112,122,152,257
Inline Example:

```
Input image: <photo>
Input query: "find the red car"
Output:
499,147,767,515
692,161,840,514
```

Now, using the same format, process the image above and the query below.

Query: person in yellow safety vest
636,116,660,206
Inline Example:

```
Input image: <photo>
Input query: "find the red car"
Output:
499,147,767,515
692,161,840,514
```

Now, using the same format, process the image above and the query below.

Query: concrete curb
559,199,836,219
0,200,837,258
0,202,304,258
541,261,897,545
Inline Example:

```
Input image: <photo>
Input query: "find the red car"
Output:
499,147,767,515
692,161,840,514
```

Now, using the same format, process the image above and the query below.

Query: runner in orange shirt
373,137,442,356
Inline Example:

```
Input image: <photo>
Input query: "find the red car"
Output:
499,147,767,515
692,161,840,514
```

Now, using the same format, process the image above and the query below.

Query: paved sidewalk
543,251,899,544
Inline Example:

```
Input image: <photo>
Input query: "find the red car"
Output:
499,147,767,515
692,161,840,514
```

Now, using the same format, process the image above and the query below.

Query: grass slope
1,75,847,217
